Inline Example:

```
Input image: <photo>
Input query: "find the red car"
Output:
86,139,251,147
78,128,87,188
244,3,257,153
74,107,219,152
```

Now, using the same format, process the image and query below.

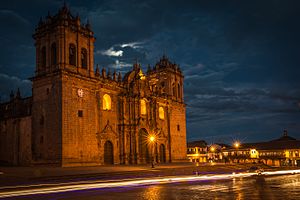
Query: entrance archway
104,141,113,164
138,129,150,163
160,144,166,163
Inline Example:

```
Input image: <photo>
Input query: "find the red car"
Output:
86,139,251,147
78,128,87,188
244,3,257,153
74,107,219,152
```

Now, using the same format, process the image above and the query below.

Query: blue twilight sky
0,0,299,144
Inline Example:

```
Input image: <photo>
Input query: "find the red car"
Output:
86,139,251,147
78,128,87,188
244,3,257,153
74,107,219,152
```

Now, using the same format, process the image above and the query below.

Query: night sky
0,0,299,144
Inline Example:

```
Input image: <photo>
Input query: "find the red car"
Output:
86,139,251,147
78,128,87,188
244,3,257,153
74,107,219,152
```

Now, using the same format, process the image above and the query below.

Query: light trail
0,169,299,199
262,169,300,176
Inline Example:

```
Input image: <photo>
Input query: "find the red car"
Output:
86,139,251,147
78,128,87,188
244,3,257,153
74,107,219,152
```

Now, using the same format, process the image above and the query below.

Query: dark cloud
0,73,32,101
0,0,299,143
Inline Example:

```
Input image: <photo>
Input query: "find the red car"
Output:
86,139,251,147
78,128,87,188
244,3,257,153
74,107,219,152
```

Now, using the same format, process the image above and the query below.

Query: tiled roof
187,140,207,148
226,134,300,151
241,140,300,150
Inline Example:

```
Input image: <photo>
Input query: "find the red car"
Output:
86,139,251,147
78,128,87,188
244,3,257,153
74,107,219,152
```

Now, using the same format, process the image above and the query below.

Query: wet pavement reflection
8,174,300,200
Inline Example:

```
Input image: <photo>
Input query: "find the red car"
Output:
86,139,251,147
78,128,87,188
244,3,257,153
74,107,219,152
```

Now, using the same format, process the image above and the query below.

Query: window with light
140,99,146,115
159,106,164,120
103,94,111,110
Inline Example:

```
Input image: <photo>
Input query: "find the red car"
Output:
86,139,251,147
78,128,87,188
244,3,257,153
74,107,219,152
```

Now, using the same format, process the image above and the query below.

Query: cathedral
0,5,187,167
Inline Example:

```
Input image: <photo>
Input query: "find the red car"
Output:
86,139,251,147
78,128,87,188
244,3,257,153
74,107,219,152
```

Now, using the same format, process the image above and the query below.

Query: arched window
173,85,176,97
81,48,87,68
51,43,57,65
172,83,176,97
140,99,146,115
159,106,164,120
41,46,46,68
178,83,181,98
103,94,111,110
69,44,76,66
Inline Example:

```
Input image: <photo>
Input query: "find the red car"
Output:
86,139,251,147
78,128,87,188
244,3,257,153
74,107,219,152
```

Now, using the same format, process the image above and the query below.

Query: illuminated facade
207,144,227,162
187,141,208,163
187,142,229,163
222,130,300,166
0,6,187,166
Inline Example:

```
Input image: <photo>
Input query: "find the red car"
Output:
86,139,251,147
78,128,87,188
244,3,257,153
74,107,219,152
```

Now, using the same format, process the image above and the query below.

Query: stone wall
169,103,187,161
31,74,62,164
0,116,31,166
61,73,98,166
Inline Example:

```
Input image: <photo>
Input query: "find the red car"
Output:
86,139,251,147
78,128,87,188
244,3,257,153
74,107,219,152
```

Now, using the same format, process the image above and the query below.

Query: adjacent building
0,5,187,166
186,142,228,163
187,131,300,167
207,143,228,162
187,140,208,163
222,130,300,166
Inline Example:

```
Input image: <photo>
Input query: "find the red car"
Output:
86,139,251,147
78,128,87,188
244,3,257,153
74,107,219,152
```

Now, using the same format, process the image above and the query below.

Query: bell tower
33,4,95,77
147,55,186,162
31,5,95,165
148,55,184,103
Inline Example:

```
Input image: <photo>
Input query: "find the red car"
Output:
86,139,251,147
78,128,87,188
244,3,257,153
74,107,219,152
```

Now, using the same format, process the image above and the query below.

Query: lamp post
149,135,156,168
210,146,215,162
234,141,240,148
234,141,240,163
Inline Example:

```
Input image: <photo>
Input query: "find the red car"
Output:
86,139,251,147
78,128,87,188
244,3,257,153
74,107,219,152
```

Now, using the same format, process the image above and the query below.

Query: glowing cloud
120,41,143,49
99,47,123,57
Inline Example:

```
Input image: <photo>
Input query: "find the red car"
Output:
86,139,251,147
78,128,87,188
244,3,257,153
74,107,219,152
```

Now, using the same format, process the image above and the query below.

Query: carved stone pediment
101,120,116,134
96,120,118,141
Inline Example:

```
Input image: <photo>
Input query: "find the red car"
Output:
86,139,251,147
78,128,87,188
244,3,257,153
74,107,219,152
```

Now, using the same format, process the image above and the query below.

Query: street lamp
149,136,155,143
210,146,215,163
148,135,156,168
233,141,240,163
234,141,240,148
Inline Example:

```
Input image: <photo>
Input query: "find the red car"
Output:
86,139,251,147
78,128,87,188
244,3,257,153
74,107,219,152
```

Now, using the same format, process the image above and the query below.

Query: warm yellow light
250,149,259,158
103,94,111,110
139,69,146,80
159,107,165,119
234,142,240,148
285,151,289,158
140,99,146,115
210,147,215,152
149,136,155,143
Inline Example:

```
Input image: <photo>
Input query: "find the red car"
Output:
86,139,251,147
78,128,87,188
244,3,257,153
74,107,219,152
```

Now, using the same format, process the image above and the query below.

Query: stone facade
0,5,187,166
0,93,32,166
